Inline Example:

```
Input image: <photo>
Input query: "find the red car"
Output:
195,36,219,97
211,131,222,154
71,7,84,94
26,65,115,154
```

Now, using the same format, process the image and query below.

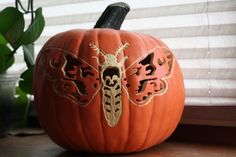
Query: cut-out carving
42,43,174,127
124,46,174,105
45,48,100,106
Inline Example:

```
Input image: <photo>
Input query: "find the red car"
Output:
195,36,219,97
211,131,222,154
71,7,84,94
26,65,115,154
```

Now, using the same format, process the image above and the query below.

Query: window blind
1,0,236,107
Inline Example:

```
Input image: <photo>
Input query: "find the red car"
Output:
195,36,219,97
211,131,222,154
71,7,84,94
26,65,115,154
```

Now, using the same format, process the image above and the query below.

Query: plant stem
17,0,28,13
30,0,34,25
94,2,130,30
15,0,18,9
27,0,30,11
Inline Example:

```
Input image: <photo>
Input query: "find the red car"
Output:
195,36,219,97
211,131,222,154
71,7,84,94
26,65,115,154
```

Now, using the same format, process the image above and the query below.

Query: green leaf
19,65,34,94
14,86,29,127
0,7,24,47
0,44,14,73
15,86,29,109
23,44,34,67
15,7,45,47
5,52,14,70
0,33,7,45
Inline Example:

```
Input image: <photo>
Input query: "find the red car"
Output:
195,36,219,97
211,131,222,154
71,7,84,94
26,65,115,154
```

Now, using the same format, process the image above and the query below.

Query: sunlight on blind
1,0,236,106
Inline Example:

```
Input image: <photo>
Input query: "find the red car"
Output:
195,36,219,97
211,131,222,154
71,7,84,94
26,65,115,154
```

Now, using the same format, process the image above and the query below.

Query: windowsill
181,106,236,127
169,124,236,146
0,125,236,157
0,134,235,157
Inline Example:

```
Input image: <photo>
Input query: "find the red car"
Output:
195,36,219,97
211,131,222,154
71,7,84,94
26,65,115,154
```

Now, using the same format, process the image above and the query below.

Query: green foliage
0,7,24,46
0,44,14,73
0,33,7,44
14,86,30,128
23,44,34,67
0,0,44,130
19,65,34,95
15,86,29,114
0,1,45,95
14,7,45,48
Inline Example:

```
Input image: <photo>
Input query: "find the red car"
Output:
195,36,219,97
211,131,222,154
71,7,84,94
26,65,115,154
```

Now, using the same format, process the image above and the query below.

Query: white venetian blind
1,0,236,106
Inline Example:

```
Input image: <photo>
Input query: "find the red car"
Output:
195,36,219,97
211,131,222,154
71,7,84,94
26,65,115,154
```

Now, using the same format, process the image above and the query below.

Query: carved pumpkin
34,3,185,153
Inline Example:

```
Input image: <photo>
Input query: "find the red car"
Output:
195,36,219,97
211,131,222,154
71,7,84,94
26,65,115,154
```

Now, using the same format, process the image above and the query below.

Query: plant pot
0,73,18,137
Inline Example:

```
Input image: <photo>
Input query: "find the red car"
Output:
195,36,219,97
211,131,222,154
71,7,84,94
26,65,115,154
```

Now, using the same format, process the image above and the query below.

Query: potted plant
0,0,45,136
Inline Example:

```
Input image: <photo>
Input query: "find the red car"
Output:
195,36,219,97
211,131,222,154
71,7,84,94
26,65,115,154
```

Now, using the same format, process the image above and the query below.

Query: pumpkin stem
94,2,130,30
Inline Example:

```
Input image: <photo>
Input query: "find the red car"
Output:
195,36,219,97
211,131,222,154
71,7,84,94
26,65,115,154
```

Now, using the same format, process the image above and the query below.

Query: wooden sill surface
0,134,235,157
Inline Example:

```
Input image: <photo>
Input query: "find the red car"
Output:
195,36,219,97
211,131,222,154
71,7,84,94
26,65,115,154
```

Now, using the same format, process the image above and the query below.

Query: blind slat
179,59,236,69
37,35,236,49
2,0,235,107
36,24,236,45
40,11,236,36
174,47,236,59
138,24,236,38
163,35,236,49
185,79,236,97
40,0,223,18
185,97,236,106
40,1,236,26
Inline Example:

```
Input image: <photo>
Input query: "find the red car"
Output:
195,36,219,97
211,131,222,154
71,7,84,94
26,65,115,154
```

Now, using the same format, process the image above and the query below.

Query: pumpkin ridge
74,30,86,57
100,97,107,152
159,64,185,143
120,32,143,152
62,36,74,51
51,88,77,150
78,108,95,152
48,32,64,48
155,88,173,144
122,93,131,153
117,32,130,152
34,52,73,150
150,36,172,145
58,100,90,151
153,63,179,145
139,102,155,151
139,35,169,147
68,52,97,152
56,32,70,50
152,96,167,146
95,30,107,153
73,105,93,151
78,30,102,152
136,34,155,150
153,96,166,145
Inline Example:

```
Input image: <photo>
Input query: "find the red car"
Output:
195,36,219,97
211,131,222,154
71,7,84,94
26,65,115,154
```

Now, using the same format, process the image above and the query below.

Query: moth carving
42,42,174,127
89,42,129,127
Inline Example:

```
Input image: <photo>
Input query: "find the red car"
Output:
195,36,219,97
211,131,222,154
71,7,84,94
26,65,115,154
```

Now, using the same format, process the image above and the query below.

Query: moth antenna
115,42,130,57
89,43,106,56
119,56,128,67
92,56,102,66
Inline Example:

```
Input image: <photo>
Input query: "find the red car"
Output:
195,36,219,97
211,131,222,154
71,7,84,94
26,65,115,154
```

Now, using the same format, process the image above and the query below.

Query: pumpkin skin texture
34,28,185,153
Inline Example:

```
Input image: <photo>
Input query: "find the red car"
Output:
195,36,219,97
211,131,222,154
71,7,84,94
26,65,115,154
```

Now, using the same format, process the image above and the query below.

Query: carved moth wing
42,48,100,106
39,42,174,127
123,46,174,106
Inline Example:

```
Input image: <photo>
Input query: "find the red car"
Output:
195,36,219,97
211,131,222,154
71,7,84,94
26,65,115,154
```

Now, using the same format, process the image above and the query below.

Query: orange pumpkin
34,3,184,153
